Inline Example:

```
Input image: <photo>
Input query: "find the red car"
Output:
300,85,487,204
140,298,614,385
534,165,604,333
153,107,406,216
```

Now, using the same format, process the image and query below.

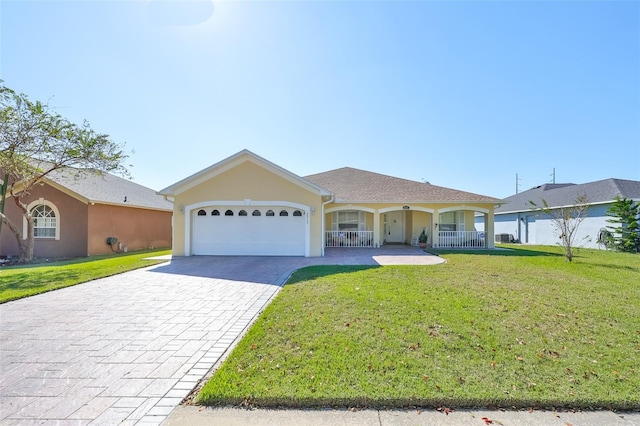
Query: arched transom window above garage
195,207,305,218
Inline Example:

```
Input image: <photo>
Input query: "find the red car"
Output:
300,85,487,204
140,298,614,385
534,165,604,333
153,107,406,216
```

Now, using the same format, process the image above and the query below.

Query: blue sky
1,0,639,199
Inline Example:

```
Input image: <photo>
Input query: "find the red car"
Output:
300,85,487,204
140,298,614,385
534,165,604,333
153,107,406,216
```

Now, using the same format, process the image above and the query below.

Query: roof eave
158,149,331,197
41,178,90,205
86,200,172,212
495,198,630,214
332,198,502,205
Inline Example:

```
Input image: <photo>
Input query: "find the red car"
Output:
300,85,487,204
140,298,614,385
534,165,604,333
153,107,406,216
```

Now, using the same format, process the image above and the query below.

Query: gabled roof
495,178,640,214
305,167,502,204
45,168,173,211
158,149,331,197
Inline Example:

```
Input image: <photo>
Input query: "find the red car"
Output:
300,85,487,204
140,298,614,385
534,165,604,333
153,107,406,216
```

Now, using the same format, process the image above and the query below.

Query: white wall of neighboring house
479,204,613,249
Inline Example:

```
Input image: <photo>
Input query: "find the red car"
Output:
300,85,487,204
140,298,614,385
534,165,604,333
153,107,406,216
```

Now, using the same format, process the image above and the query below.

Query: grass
198,245,640,410
0,248,171,303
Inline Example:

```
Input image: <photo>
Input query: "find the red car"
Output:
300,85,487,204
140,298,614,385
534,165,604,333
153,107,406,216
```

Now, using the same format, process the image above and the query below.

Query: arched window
252,210,261,216
279,210,289,216
212,209,220,216
225,210,234,216
31,203,57,238
239,210,247,216
293,210,303,216
197,209,206,216
266,210,275,217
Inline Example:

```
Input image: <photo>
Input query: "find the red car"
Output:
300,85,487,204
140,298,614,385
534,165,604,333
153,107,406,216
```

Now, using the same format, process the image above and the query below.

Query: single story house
158,150,502,257
479,178,640,249
0,168,173,259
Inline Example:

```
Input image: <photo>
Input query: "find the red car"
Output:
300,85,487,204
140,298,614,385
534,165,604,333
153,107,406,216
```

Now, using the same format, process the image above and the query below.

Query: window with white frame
439,211,465,232
32,204,57,238
332,210,365,231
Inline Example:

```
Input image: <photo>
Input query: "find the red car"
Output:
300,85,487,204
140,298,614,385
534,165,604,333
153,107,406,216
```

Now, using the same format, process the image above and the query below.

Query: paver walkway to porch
0,246,441,425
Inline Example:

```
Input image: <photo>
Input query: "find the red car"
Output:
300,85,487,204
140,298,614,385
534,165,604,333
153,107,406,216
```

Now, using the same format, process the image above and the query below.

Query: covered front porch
323,206,495,250
325,230,487,248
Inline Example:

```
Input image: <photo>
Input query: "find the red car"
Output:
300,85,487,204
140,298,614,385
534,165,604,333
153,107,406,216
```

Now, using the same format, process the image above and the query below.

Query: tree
529,195,590,262
605,196,640,253
0,83,129,262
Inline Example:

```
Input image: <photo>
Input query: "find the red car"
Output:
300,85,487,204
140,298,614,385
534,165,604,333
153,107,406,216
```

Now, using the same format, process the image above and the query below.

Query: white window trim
23,199,61,240
439,211,465,232
332,210,366,231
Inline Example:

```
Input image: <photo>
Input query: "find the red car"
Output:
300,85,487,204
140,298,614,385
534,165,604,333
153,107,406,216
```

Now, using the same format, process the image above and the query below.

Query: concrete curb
163,406,640,425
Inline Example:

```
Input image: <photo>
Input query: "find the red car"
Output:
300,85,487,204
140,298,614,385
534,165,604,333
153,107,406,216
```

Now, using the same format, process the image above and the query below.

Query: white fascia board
39,178,90,205
334,199,500,205
87,201,172,212
496,199,623,215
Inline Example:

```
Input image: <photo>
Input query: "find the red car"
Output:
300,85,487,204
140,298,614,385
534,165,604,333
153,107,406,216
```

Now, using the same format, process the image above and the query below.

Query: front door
385,211,405,243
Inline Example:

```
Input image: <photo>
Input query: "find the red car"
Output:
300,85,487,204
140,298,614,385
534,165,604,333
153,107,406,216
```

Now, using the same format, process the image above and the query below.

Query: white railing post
436,231,486,248
325,231,374,247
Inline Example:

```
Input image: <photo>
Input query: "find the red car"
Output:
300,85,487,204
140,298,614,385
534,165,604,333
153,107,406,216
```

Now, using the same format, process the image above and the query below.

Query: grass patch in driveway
0,248,171,303
197,245,640,410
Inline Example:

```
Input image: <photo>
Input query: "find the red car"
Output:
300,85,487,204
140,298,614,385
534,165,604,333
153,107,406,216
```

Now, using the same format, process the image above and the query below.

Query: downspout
321,195,334,256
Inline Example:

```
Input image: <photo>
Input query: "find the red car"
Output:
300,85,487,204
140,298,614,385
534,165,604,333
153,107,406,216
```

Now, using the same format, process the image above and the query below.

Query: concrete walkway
0,246,441,425
164,406,640,426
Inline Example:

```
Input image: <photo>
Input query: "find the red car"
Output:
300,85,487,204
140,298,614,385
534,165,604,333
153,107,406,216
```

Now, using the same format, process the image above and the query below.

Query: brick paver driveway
0,247,442,425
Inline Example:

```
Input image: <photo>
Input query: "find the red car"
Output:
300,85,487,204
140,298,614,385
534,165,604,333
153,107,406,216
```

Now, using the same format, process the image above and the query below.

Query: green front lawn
198,245,640,410
0,248,171,303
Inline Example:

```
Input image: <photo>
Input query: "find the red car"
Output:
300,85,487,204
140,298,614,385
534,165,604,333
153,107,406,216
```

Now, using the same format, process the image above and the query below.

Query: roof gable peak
158,149,330,196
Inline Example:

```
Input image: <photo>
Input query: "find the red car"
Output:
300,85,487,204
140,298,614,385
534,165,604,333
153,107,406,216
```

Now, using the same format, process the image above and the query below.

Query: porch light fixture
434,223,438,228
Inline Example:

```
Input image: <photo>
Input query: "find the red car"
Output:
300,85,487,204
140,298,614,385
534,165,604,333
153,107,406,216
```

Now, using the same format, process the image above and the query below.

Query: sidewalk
163,406,640,425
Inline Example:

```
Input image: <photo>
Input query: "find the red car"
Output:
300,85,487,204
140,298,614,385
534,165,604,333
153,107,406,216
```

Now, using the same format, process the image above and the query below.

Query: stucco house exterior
481,178,640,249
158,150,502,257
0,168,173,259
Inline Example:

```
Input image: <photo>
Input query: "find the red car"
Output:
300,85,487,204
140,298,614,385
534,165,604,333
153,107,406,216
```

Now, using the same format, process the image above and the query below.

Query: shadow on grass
286,265,380,286
2,271,84,289
200,396,635,411
429,246,563,257
589,262,640,273
0,248,170,269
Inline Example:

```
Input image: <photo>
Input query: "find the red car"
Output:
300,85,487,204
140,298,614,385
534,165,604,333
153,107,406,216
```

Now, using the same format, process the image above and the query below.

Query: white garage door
191,206,306,256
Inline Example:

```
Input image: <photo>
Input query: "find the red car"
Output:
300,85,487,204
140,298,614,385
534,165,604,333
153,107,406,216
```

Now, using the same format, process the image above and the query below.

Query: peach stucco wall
87,204,172,255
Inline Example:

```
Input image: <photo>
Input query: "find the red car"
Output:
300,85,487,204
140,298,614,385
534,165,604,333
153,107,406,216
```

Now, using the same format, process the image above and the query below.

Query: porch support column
432,209,439,248
373,211,381,247
485,211,495,249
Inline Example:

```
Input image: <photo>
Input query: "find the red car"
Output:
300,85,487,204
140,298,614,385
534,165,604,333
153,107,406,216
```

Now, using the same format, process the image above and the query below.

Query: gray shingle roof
495,178,640,214
46,168,173,211
304,167,501,203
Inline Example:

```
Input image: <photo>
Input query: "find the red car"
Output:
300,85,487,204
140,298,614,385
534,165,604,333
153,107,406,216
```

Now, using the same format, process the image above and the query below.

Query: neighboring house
479,178,640,249
158,150,502,257
0,168,173,259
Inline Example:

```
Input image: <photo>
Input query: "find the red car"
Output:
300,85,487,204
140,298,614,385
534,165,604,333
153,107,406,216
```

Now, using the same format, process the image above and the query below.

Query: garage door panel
191,206,306,256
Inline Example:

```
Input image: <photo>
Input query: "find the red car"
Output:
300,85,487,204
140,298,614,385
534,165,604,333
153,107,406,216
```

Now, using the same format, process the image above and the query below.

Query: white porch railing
325,231,374,247
438,231,486,248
